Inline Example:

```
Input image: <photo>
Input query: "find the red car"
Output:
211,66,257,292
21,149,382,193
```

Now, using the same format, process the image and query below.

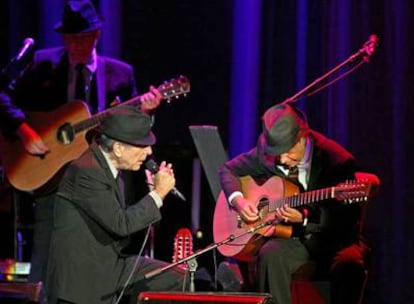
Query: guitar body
213,176,298,261
0,101,91,191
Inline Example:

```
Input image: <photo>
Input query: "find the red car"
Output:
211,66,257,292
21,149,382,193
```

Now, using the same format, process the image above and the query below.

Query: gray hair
97,134,116,152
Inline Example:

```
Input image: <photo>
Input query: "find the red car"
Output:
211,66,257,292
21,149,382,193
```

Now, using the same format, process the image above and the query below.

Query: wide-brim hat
99,106,156,147
54,0,103,33
259,104,309,156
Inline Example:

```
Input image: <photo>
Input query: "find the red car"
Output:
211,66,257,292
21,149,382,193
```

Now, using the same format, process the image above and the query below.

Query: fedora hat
99,106,156,147
54,0,103,33
259,104,309,156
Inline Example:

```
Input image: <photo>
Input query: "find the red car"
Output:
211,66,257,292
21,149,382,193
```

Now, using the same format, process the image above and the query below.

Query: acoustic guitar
213,175,374,261
0,75,190,192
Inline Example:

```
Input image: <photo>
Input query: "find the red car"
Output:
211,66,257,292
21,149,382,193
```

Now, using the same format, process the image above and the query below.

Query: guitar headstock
334,180,374,204
172,228,193,269
158,75,190,103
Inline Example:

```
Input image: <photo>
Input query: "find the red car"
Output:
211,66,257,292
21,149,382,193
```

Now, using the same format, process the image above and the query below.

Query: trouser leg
119,256,188,304
256,238,310,304
28,194,55,284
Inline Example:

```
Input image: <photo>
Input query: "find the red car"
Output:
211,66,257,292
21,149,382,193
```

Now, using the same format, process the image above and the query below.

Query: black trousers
28,193,55,284
254,238,368,304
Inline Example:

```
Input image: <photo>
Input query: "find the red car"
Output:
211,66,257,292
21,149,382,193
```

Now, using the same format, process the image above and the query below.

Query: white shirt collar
98,146,118,179
297,137,312,169
69,48,97,73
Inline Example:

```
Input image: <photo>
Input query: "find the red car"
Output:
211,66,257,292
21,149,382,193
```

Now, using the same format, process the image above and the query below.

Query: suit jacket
0,46,137,137
219,130,364,258
46,142,161,304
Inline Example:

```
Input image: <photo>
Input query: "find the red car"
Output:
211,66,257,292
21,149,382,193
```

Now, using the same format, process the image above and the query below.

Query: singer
0,0,163,302
47,106,187,304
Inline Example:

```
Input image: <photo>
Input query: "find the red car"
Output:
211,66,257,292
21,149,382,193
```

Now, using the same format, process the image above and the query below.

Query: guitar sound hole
57,123,75,145
257,197,269,219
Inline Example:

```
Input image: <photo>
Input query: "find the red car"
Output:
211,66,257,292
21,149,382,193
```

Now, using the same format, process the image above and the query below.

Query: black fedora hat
259,104,309,156
99,106,156,147
54,0,103,33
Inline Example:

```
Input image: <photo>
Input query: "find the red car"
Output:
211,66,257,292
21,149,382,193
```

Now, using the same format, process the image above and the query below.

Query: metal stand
144,218,277,291
187,258,198,292
282,34,378,105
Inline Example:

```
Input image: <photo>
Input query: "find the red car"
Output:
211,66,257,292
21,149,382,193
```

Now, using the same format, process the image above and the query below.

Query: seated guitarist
0,0,162,292
219,103,378,304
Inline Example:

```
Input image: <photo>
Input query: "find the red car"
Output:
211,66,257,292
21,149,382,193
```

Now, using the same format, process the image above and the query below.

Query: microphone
364,34,379,58
352,34,379,62
145,159,187,201
14,37,35,62
1,38,35,91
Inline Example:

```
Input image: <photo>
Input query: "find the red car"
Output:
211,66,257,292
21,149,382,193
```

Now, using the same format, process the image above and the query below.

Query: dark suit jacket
219,130,364,259
46,142,161,304
0,46,137,137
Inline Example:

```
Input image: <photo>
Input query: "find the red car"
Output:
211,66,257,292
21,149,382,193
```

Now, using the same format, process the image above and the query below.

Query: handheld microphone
14,37,35,62
145,159,186,201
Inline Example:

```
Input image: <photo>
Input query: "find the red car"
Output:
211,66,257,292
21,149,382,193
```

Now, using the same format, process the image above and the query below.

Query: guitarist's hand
232,196,259,223
17,122,50,155
152,161,176,200
140,86,162,114
275,204,303,223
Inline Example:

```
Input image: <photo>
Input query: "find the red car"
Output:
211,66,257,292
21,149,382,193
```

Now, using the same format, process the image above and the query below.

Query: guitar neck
269,186,335,211
69,75,190,135
71,95,142,134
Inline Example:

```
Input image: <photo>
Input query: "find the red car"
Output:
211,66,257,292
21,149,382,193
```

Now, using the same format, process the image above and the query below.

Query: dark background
1,1,413,303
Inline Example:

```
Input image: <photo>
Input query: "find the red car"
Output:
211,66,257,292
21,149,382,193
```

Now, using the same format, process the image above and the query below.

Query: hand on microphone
148,161,176,200
145,159,187,201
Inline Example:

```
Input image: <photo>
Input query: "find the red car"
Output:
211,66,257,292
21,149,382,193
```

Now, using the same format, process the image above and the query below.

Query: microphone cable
114,224,152,304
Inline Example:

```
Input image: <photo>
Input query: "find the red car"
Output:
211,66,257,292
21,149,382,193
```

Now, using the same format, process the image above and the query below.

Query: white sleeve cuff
149,191,163,208
228,191,244,206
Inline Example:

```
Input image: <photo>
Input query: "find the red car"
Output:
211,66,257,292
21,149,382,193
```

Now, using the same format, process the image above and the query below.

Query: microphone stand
282,35,378,105
144,219,277,291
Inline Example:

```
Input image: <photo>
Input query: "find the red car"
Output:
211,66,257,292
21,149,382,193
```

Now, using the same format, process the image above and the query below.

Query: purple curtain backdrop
1,1,413,303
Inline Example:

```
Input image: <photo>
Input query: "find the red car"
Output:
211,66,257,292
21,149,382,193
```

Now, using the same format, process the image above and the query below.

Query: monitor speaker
137,292,274,304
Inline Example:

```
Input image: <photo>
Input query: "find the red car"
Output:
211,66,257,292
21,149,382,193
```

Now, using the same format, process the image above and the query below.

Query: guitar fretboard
258,186,335,211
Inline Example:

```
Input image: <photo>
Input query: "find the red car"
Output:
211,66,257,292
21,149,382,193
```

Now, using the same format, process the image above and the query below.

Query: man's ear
112,142,123,158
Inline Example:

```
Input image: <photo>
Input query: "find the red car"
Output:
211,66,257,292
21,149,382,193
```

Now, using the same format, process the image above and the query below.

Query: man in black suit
47,105,185,304
219,104,377,304
0,0,162,289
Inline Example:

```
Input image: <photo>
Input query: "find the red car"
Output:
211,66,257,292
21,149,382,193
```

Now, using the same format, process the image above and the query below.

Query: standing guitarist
219,104,376,304
0,0,162,291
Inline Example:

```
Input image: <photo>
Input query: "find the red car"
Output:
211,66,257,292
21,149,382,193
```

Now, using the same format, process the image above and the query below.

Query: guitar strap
89,73,99,114
75,64,86,101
